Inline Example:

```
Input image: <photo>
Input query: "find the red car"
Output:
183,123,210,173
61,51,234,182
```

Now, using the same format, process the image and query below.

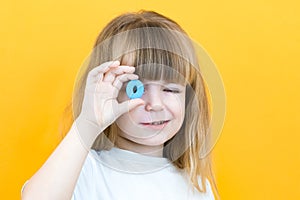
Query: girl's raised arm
21,61,144,200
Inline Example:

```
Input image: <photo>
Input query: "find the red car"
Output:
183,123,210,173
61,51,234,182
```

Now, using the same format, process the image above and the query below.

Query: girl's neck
115,135,164,157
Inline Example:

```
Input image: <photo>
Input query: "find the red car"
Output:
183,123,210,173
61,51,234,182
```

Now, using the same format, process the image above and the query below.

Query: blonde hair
60,10,218,197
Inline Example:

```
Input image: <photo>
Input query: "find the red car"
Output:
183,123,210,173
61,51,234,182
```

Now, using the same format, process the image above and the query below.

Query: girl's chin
120,132,172,146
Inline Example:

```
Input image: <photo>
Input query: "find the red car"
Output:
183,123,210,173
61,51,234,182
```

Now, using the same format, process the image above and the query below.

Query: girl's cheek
163,96,184,111
164,93,185,104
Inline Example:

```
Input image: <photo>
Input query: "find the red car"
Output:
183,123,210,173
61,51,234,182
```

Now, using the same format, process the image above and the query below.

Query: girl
22,10,218,200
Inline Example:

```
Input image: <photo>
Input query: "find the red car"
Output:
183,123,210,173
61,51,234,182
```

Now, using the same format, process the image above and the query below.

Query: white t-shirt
71,147,215,200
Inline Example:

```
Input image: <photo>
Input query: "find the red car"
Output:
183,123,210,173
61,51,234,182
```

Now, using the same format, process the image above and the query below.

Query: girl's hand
74,61,145,149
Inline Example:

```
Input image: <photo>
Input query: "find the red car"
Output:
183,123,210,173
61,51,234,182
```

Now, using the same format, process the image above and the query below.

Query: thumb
118,99,145,116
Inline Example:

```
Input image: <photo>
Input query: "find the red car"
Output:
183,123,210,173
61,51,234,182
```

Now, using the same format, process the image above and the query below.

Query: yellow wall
1,0,299,199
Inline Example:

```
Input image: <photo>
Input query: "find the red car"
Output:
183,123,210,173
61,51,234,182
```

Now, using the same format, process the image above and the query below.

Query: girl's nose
143,86,164,112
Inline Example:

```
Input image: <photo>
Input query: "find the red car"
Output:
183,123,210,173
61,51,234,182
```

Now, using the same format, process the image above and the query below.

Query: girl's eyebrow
165,82,186,88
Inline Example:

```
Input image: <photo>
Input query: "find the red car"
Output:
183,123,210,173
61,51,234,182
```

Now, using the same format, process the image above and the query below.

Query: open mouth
140,120,170,129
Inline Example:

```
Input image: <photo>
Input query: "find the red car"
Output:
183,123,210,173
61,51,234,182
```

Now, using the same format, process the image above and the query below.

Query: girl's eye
163,88,180,93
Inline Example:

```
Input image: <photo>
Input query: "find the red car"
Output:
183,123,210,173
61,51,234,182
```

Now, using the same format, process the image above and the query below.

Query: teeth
150,121,165,125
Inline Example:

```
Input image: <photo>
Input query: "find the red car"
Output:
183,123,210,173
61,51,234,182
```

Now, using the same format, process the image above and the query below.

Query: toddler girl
22,10,218,200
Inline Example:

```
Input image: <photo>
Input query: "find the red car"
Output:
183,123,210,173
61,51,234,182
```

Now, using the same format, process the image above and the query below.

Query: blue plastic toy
126,80,144,99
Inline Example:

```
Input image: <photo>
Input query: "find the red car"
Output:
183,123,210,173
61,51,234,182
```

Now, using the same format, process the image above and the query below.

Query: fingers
86,61,120,85
89,61,120,76
111,73,139,98
110,66,136,75
103,65,135,82
112,73,139,90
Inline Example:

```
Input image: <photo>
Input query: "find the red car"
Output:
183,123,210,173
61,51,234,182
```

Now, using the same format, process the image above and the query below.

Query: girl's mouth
140,120,170,129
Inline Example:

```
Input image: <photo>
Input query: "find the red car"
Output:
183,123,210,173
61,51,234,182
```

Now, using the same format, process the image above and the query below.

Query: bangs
121,49,192,85
107,27,197,85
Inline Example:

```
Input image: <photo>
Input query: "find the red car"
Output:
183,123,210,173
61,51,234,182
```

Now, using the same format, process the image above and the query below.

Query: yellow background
1,0,299,199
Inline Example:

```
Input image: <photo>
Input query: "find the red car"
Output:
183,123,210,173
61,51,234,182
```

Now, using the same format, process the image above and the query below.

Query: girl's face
116,79,186,147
